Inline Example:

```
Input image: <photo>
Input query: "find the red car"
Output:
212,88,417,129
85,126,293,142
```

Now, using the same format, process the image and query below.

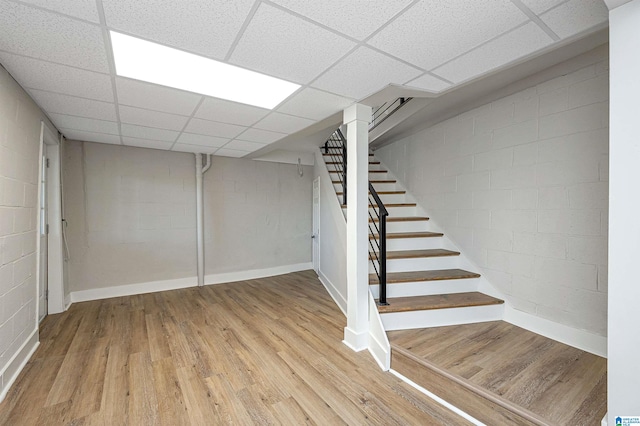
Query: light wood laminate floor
0,270,470,425
389,321,607,425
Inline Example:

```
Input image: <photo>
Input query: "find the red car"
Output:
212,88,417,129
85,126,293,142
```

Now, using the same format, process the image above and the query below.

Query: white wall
64,141,198,292
608,0,640,418
203,156,312,276
314,151,347,312
64,142,313,295
0,65,49,398
377,48,609,337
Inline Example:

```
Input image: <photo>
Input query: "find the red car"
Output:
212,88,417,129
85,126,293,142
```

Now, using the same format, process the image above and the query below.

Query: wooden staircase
323,150,504,330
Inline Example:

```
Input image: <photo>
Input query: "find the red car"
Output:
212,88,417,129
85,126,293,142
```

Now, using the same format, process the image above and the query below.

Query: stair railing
324,129,347,206
370,97,412,131
368,182,389,305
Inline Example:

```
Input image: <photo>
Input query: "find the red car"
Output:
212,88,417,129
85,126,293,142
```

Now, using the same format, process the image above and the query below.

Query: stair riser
384,238,445,251
369,256,460,274
333,182,399,193
328,171,389,178
325,164,384,172
370,278,480,299
380,304,505,331
376,193,407,204
344,206,416,216
382,221,431,233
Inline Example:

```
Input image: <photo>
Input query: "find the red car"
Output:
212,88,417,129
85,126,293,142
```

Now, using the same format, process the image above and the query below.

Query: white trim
64,293,71,310
381,304,504,331
504,306,607,357
342,327,368,351
389,369,485,426
317,270,347,315
69,263,313,304
601,413,607,426
205,262,312,285
0,329,39,403
71,276,198,303
368,292,391,371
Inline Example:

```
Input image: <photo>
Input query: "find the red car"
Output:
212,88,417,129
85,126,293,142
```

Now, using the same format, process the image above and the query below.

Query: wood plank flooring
0,270,470,425
389,321,607,425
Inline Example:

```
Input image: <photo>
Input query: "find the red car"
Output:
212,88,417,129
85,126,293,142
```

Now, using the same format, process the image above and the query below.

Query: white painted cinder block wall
64,141,313,295
376,49,609,337
0,65,49,397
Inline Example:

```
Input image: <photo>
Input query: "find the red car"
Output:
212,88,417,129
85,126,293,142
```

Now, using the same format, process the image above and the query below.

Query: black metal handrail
368,182,388,305
324,129,347,205
370,97,412,131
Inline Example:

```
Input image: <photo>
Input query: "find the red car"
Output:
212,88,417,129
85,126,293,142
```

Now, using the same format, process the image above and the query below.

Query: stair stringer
314,147,393,371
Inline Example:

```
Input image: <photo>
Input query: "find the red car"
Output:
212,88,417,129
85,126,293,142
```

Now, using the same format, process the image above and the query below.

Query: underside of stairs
323,149,504,331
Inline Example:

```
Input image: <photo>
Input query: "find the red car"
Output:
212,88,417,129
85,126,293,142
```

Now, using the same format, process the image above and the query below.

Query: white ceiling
0,0,608,158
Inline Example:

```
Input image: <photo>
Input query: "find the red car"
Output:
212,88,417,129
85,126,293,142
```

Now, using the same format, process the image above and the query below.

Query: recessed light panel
110,31,300,109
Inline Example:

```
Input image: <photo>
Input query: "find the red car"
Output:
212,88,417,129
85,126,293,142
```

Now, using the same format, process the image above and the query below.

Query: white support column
607,0,640,421
343,103,372,351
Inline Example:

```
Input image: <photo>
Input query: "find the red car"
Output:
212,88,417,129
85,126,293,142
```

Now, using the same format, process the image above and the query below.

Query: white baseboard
504,306,607,358
64,293,71,311
70,276,198,303
205,262,312,285
317,270,347,315
69,263,314,304
0,328,39,403
343,326,368,352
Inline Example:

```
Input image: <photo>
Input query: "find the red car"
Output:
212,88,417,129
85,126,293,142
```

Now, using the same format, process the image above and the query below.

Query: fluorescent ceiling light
110,31,300,109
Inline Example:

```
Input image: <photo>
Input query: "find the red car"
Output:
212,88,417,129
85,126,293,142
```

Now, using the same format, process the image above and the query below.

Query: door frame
36,122,65,321
312,176,320,273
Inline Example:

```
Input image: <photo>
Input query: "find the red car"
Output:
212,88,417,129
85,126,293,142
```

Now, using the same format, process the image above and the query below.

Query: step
370,231,443,240
369,249,461,273
370,277,480,299
322,152,373,156
369,216,428,223
391,346,543,425
340,190,406,196
370,268,480,284
325,161,380,165
343,202,416,209
377,292,503,314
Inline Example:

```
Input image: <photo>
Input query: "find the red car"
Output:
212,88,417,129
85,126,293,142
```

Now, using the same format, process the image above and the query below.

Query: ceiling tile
432,23,554,84
28,89,116,121
176,133,228,148
0,53,114,102
276,88,354,120
184,118,246,139
236,128,286,144
118,105,188,131
269,0,413,40
115,77,202,116
368,0,527,70
172,143,219,154
122,137,173,150
120,123,179,142
0,2,109,72
102,0,254,60
49,113,119,135
18,0,99,22
520,0,567,14
229,3,356,84
405,74,452,93
253,113,315,134
194,97,269,126
214,148,249,158
312,46,422,100
61,129,122,145
223,140,267,152
540,0,608,39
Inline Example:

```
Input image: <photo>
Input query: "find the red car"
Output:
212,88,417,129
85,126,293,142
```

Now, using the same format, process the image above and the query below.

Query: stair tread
381,249,460,260
343,203,416,208
326,161,380,165
329,170,387,173
339,190,405,195
370,216,429,223
370,231,443,240
377,292,503,314
323,152,373,156
370,268,480,284
369,179,396,183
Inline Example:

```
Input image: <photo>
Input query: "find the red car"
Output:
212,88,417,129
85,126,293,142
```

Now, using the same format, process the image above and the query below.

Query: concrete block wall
64,141,313,293
377,51,609,336
0,65,48,395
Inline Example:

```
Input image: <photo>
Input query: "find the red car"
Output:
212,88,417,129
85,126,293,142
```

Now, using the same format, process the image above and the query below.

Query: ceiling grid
0,0,608,157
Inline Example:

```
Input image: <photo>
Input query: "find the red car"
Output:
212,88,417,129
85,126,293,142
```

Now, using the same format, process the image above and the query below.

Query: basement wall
376,49,609,336
0,65,49,397
63,141,312,296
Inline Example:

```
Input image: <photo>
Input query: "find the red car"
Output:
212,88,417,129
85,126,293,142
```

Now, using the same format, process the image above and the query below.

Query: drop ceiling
0,0,608,158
